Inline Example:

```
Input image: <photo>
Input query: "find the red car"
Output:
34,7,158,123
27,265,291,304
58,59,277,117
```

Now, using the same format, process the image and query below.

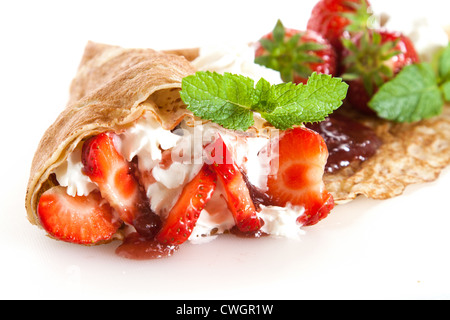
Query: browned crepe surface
25,42,195,226
325,105,450,203
164,48,200,62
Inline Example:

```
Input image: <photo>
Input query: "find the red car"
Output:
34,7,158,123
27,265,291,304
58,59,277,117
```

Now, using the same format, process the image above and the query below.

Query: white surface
1,0,450,300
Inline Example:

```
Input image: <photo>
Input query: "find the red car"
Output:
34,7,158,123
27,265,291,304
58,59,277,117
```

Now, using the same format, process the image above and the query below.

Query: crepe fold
25,41,196,226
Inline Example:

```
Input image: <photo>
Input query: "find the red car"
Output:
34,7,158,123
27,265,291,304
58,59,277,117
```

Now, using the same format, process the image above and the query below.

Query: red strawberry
37,186,120,244
255,19,337,84
155,164,217,245
81,132,156,227
298,192,334,227
265,127,334,226
205,136,262,233
341,29,420,113
306,0,371,54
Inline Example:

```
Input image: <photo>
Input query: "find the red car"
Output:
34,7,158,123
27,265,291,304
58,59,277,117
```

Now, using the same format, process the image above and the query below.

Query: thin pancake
25,42,195,226
324,105,450,203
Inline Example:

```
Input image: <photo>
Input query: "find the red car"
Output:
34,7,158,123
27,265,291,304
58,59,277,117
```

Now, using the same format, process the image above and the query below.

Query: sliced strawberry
37,186,120,244
155,164,217,245
297,192,334,226
205,136,262,233
81,132,155,227
255,20,337,84
265,127,334,226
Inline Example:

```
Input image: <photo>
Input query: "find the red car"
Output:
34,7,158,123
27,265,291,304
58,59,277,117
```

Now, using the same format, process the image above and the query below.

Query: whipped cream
54,145,97,197
259,204,306,240
192,43,283,85
119,114,182,172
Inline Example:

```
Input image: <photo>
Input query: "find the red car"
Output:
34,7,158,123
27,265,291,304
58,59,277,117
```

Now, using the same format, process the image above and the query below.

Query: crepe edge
25,42,196,228
325,105,450,204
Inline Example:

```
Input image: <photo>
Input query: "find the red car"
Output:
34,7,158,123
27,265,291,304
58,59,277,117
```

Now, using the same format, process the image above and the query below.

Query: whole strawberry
255,20,337,84
306,0,371,54
341,29,419,114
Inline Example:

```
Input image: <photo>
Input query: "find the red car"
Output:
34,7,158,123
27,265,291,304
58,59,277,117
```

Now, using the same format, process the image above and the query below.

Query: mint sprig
368,63,443,122
438,43,450,102
180,71,348,131
368,43,450,122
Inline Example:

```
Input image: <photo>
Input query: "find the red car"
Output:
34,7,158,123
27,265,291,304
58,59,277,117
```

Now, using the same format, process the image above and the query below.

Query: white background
1,0,450,300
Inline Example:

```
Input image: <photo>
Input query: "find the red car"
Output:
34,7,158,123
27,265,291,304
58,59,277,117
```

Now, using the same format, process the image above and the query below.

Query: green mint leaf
439,43,450,81
252,78,277,113
440,80,450,102
261,73,348,129
180,71,348,131
368,63,443,122
180,71,255,130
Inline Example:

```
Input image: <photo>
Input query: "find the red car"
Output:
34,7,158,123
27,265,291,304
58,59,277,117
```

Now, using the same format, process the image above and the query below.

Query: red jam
305,114,382,173
229,223,268,238
115,232,179,260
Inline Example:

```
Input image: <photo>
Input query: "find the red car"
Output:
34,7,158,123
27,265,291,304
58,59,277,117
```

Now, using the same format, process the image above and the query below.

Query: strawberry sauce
115,232,179,260
306,114,382,173
241,171,273,208
229,225,268,238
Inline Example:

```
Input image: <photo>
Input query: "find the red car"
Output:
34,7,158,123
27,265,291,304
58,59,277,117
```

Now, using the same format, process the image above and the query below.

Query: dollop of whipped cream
54,145,97,197
119,114,182,172
192,43,283,84
259,204,305,240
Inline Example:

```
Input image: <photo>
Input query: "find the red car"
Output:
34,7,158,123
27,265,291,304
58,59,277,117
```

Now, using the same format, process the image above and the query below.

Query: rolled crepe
25,42,196,227
26,41,450,228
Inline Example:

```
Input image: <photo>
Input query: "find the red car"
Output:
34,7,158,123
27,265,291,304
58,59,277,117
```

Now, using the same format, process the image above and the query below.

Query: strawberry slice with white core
37,186,120,244
205,135,262,233
81,132,153,226
156,164,217,245
265,127,334,226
